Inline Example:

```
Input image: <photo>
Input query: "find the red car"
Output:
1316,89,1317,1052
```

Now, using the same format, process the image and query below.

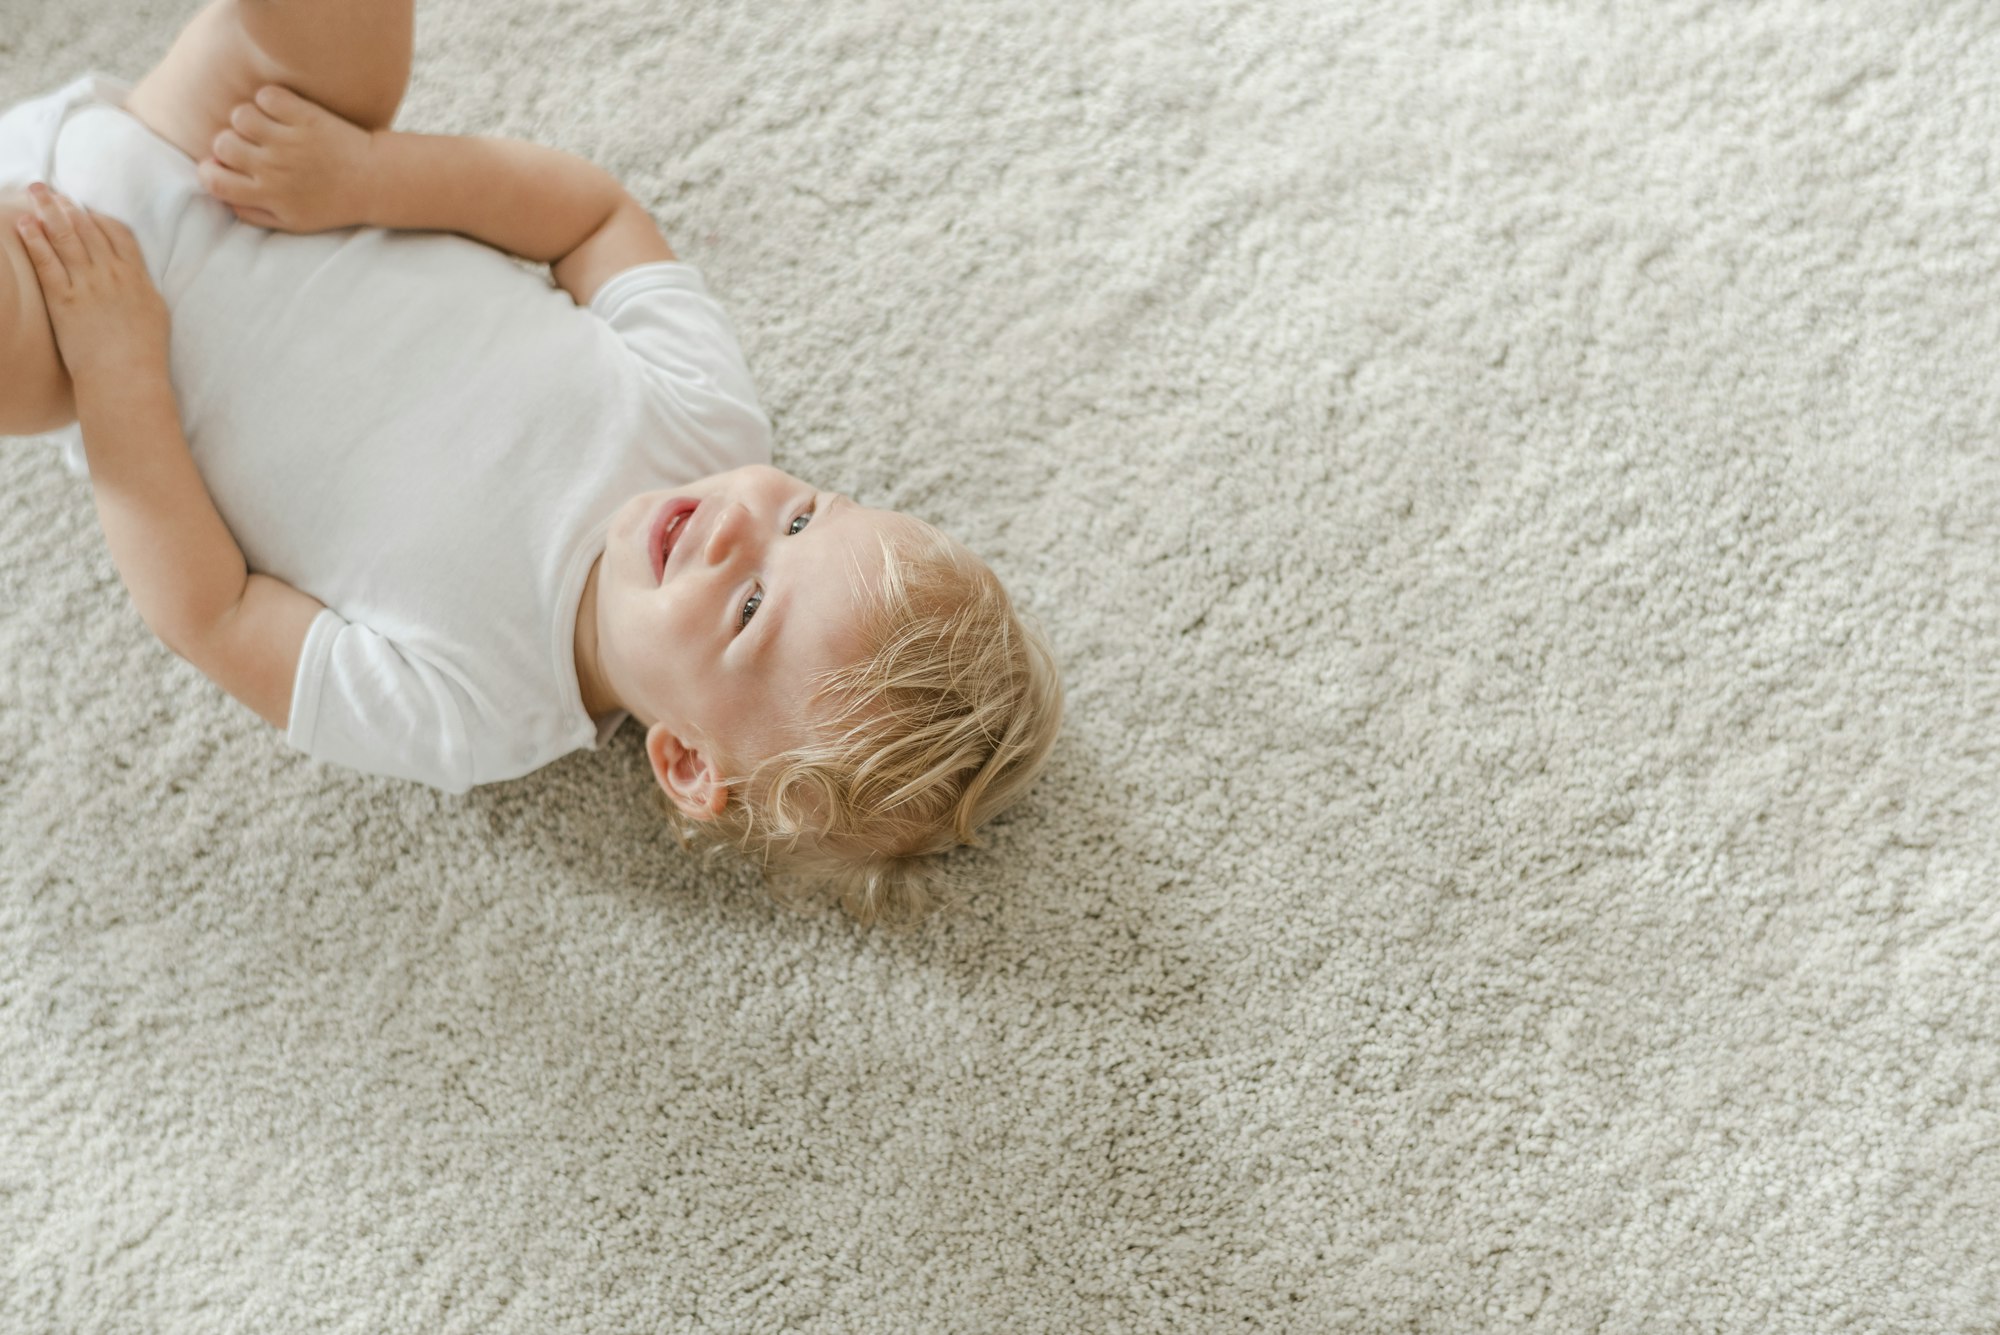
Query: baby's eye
738,587,763,630
788,510,813,536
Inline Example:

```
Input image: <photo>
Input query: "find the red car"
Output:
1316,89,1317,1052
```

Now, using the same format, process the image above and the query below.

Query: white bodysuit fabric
3,75,772,792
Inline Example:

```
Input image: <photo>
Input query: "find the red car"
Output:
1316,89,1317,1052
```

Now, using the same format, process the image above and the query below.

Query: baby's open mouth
652,498,698,584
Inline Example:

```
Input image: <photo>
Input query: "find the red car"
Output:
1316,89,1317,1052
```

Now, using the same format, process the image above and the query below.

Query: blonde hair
658,517,1063,928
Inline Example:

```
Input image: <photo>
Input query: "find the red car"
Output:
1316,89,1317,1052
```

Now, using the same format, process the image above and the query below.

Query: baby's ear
646,725,729,820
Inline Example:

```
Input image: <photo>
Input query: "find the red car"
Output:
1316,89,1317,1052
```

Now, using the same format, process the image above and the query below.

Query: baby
1,0,1061,926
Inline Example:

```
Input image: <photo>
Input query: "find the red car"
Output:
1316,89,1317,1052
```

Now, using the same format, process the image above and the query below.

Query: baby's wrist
71,347,172,410
359,129,438,234
353,128,391,229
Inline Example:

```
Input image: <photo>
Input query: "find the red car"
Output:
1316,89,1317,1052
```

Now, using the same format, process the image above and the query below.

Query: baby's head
584,464,1061,925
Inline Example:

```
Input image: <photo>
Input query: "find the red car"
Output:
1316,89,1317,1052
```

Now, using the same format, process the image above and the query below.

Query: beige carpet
4,0,1998,1329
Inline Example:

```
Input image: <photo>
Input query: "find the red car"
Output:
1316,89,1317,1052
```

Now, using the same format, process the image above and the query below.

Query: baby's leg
0,0,415,435
124,0,415,163
0,188,76,435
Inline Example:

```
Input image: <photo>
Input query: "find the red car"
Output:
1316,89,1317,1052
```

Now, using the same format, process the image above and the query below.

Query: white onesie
2,74,772,792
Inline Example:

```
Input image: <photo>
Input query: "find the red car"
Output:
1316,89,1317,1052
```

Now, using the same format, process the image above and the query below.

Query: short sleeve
588,262,772,469
287,606,477,794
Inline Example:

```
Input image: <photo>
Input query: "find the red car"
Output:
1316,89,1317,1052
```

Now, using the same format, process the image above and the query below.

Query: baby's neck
572,553,618,718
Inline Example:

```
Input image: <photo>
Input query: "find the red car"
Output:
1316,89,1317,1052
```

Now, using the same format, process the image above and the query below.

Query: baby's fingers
210,126,261,174
86,209,141,266
63,196,122,258
227,99,278,142
13,212,73,297
252,83,312,123
197,155,257,205
17,191,145,284
25,183,95,268
195,157,279,227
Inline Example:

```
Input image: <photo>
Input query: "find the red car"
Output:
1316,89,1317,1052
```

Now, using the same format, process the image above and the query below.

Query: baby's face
595,464,901,778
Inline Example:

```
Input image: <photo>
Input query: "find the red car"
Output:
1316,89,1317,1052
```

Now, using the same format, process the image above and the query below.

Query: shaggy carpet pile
3,0,1996,1329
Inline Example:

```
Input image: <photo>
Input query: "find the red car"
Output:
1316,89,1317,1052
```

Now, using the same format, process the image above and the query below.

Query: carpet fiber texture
4,0,1998,1329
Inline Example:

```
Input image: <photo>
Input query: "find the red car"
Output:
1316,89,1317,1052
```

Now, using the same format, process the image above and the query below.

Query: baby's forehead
742,503,966,762
751,502,890,684
812,505,904,632
820,495,914,563
845,501,922,550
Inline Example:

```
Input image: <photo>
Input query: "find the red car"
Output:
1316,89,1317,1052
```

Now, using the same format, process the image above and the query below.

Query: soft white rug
4,0,1997,1329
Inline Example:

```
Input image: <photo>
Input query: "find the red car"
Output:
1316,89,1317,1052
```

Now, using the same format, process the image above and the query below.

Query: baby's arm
16,186,321,732
200,86,675,305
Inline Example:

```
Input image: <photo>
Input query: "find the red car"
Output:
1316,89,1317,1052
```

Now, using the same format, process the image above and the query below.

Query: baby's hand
196,85,377,233
13,184,168,386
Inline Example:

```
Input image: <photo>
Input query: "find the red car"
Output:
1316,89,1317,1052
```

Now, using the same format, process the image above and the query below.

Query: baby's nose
703,501,755,565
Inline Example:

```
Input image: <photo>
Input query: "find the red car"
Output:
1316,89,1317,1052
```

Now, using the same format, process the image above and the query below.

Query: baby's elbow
153,611,210,668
